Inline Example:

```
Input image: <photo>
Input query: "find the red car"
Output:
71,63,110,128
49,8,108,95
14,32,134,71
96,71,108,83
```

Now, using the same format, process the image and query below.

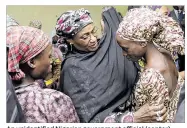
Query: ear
27,59,36,68
139,41,147,47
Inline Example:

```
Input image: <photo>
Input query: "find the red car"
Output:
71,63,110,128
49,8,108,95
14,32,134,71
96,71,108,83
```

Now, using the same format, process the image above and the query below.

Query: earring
70,43,73,51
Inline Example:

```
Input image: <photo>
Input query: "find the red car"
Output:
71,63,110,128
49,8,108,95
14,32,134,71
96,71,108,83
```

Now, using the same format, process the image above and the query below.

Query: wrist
133,112,140,123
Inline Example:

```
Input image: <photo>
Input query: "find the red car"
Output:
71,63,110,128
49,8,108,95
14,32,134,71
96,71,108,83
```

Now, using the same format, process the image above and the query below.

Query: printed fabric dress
134,68,184,122
15,82,80,123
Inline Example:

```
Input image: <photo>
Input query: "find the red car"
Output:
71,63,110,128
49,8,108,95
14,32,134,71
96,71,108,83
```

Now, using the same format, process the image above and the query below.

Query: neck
144,43,164,68
15,75,35,86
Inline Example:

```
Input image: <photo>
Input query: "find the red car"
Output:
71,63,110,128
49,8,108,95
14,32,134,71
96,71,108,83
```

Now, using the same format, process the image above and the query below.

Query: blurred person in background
127,6,141,11
170,6,185,79
170,6,185,32
29,20,42,29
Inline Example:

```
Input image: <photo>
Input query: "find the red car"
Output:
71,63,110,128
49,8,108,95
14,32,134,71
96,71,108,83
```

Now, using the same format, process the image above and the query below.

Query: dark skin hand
134,101,167,123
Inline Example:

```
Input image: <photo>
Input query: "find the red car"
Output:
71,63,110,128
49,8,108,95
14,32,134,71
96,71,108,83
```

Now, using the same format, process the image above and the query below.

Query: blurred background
7,5,173,36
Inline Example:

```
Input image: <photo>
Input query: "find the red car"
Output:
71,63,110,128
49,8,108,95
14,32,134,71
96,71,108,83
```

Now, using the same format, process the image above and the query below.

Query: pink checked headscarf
7,26,50,80
117,8,185,61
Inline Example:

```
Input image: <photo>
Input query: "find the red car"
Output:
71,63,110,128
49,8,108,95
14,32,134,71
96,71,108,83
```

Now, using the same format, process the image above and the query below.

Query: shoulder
145,61,167,77
46,89,72,102
34,85,73,108
16,82,71,103
43,89,75,116
34,86,72,103
138,68,165,86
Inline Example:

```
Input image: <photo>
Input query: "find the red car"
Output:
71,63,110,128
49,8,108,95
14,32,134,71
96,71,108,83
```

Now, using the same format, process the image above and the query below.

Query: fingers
135,102,168,123
151,104,167,122
152,111,167,123
161,112,167,122
159,106,167,116
152,103,165,112
148,103,167,122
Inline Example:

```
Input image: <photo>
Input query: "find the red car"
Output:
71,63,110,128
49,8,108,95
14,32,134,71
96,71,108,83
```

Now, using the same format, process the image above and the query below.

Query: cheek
46,57,51,67
75,40,89,48
135,47,145,56
43,58,52,75
126,48,139,57
41,56,51,69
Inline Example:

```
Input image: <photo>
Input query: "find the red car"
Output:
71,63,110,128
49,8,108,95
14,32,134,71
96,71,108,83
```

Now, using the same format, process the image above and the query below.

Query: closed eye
81,34,89,40
122,47,129,53
92,27,98,34
80,26,98,40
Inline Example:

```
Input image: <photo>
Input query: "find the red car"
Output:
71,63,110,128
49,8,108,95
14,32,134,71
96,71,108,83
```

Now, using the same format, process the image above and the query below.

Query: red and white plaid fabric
7,26,50,80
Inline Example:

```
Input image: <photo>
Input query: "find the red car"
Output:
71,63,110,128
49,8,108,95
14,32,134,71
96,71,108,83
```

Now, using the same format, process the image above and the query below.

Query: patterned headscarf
7,15,19,28
117,8,185,61
29,20,42,29
7,26,50,80
55,8,93,38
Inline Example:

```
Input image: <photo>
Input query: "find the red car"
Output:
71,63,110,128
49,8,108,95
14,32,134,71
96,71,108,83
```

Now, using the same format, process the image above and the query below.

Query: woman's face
116,34,146,62
69,23,99,52
30,44,52,80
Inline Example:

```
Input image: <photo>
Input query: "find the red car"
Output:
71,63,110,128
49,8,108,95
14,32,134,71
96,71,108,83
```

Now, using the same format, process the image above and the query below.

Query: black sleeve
102,7,122,33
60,61,102,122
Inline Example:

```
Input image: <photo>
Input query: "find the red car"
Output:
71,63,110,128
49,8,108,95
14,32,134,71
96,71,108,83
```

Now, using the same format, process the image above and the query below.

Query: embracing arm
59,60,102,122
